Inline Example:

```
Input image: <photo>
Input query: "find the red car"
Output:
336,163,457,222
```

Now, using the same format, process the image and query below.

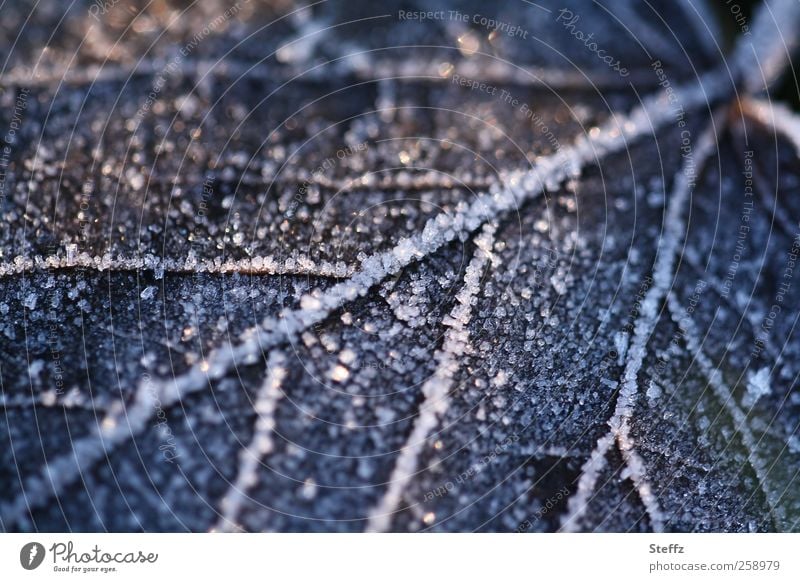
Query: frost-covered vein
365,222,498,533
0,382,172,527
157,169,498,193
213,351,288,533
741,98,800,157
0,57,660,91
560,119,721,533
0,61,743,528
0,391,112,412
559,432,615,532
0,252,351,279
732,0,800,94
739,98,800,251
679,0,722,60
346,57,661,89
666,292,783,530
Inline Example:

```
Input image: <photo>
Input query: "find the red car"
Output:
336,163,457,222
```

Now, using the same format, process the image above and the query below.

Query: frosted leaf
1,0,800,535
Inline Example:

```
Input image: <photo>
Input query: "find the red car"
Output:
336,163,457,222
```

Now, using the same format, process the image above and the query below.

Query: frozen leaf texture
1,0,799,532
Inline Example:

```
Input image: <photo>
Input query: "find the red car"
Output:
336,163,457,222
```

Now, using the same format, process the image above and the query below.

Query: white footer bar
1,533,797,581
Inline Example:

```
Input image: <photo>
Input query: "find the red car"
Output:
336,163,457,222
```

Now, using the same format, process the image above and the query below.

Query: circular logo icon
20,542,46,570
